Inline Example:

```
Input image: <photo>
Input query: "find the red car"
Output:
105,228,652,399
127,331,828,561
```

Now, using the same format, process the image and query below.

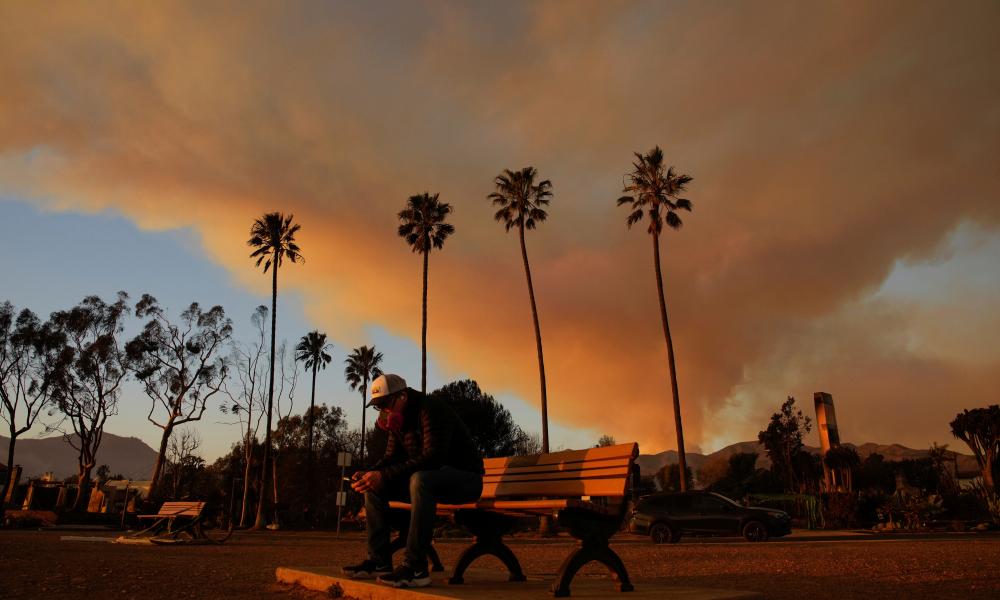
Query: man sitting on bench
343,373,484,588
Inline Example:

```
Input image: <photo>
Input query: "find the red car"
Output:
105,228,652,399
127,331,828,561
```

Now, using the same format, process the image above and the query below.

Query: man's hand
351,470,384,494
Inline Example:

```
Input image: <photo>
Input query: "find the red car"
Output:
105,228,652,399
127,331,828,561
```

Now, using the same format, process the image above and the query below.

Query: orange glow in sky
1,1,999,454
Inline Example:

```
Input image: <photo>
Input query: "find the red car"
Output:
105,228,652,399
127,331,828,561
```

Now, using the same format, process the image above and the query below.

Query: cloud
2,0,999,452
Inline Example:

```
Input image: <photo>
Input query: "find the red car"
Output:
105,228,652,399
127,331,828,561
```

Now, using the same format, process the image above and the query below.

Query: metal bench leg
132,517,169,538
449,535,526,584
450,510,526,584
551,508,634,597
551,540,633,597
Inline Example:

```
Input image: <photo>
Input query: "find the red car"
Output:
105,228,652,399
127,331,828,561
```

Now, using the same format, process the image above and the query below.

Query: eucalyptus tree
617,146,694,491
48,292,132,510
0,303,62,522
344,345,383,466
126,295,232,500
397,193,454,393
247,212,303,529
294,330,332,504
489,166,553,452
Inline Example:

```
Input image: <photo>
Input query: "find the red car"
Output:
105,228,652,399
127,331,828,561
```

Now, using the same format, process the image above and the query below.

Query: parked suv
629,491,791,543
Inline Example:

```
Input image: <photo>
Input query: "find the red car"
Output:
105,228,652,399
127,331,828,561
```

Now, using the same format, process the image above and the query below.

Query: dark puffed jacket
372,390,485,482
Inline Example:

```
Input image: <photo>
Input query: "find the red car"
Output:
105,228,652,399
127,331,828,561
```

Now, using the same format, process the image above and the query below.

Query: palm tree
616,146,693,491
344,345,383,466
247,212,303,528
397,192,454,393
489,167,553,453
295,329,332,505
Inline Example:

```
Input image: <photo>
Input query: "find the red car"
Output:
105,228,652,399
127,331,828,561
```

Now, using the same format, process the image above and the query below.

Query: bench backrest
157,501,205,517
482,442,638,500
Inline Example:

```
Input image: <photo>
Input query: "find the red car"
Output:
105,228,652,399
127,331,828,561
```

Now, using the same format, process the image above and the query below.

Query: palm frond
617,147,693,236
398,192,453,254
626,209,644,228
247,212,303,272
344,345,384,392
490,166,553,234
665,211,683,230
295,330,332,370
528,207,547,223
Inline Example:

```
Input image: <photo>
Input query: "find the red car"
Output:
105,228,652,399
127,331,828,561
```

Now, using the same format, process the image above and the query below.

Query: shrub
823,492,857,529
941,491,988,522
3,514,43,529
855,491,888,528
970,480,1000,527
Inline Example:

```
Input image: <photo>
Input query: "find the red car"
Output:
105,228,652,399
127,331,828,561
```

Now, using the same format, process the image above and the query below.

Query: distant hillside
0,432,157,479
636,441,978,477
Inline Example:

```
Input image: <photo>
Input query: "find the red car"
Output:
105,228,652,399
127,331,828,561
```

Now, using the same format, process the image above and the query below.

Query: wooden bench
388,442,639,597
123,501,232,545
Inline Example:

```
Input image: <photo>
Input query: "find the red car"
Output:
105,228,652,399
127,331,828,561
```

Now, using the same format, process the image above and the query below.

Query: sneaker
342,559,392,579
377,564,431,588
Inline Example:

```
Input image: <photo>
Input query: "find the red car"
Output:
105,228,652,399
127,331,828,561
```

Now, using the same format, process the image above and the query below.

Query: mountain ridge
635,440,980,477
1,432,157,480
2,433,979,481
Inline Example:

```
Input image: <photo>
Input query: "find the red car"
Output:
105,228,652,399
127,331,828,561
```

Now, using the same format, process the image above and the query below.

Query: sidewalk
785,528,871,539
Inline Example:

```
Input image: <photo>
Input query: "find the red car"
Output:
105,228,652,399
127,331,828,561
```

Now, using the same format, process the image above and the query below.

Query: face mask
377,409,405,432
376,395,406,432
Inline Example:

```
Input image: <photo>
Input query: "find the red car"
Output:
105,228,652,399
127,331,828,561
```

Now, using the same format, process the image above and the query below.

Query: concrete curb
276,566,763,599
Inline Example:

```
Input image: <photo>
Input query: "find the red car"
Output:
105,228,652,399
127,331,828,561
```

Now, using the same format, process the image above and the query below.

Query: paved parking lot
2,529,998,599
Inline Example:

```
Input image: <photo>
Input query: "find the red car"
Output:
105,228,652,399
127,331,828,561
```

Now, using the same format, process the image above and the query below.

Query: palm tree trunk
652,233,687,492
306,364,317,518
421,250,429,394
359,383,367,467
519,225,549,453
521,225,554,535
254,261,279,529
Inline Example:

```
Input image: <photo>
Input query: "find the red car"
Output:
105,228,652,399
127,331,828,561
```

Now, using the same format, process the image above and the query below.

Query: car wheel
742,520,769,542
650,523,679,544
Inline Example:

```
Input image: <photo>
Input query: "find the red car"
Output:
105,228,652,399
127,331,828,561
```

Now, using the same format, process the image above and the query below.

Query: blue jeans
365,467,483,569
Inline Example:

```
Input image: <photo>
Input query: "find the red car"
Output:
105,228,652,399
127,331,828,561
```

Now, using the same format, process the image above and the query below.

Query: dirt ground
2,529,999,599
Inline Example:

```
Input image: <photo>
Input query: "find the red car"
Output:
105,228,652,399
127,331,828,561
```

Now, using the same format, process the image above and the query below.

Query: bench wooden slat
388,498,617,516
483,476,628,499
483,456,632,476
482,444,636,471
484,465,630,484
138,501,206,518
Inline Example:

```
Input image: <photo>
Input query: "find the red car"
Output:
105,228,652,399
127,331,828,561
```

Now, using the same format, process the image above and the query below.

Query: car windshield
709,492,742,508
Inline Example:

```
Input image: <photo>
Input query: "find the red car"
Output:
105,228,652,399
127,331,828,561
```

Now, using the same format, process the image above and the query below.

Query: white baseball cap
368,373,407,407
